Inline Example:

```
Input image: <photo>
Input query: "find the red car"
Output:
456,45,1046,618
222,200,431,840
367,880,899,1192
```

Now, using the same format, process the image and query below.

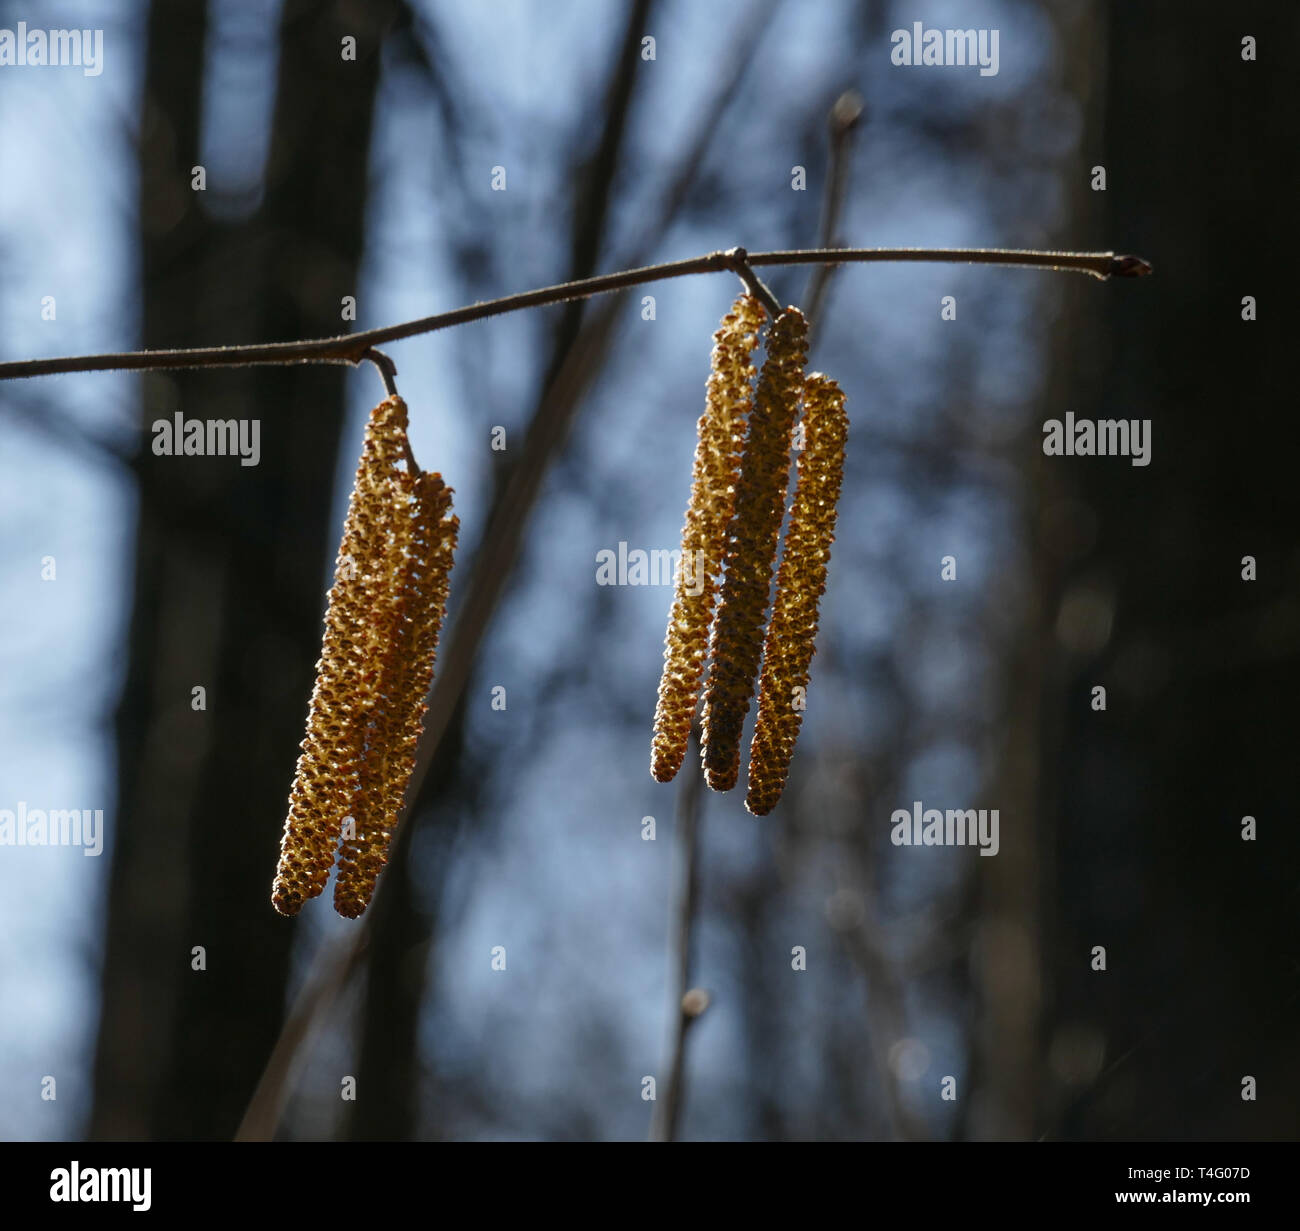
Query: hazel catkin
333,470,457,918
272,395,410,916
699,307,808,792
272,395,457,919
745,374,847,816
651,293,766,783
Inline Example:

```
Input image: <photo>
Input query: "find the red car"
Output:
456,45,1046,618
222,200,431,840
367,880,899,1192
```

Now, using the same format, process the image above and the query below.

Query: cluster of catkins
272,395,458,919
272,294,842,917
651,295,848,815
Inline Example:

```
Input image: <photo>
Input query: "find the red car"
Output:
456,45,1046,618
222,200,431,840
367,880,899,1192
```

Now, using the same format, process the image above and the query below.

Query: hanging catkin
272,395,457,919
334,470,457,918
272,396,408,916
651,293,766,783
700,307,808,792
745,374,847,816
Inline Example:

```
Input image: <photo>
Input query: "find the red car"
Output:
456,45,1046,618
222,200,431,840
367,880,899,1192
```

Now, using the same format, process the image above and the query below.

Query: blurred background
0,0,1295,1142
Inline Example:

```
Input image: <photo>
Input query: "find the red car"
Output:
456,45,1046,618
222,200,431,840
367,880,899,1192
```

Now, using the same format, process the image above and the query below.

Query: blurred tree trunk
962,0,1113,1143
1041,0,1300,1139
91,0,398,1140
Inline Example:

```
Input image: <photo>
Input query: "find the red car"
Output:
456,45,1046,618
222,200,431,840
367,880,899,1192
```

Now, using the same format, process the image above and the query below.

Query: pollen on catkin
700,306,808,792
651,293,766,783
272,395,457,919
334,470,457,918
272,395,409,916
745,374,847,816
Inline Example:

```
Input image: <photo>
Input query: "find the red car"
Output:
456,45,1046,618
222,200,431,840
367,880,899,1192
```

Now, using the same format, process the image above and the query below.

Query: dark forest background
0,0,1296,1142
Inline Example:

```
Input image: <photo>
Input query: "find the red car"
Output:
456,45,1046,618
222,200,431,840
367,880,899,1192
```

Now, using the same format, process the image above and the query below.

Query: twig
806,90,863,335
0,247,1150,385
234,927,371,1141
364,347,399,397
724,250,783,318
833,875,929,1141
649,731,707,1142
363,347,418,471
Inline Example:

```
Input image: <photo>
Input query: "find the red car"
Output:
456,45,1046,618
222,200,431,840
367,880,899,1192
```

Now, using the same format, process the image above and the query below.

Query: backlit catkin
651,293,766,783
272,395,457,919
745,374,847,816
334,470,457,918
700,307,808,792
272,396,408,916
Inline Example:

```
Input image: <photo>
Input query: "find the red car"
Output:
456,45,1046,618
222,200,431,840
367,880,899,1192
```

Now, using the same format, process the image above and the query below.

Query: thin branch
725,250,783,318
234,927,371,1141
649,730,707,1143
833,874,929,1141
0,246,1150,384
364,348,419,472
752,247,1151,278
364,347,399,397
806,90,864,335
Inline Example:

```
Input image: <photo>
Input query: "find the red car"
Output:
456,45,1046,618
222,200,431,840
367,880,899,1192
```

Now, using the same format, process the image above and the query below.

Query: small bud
681,987,711,1018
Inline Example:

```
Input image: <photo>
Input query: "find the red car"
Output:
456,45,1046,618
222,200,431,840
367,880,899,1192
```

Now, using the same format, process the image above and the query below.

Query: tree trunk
91,0,398,1140
1041,0,1300,1140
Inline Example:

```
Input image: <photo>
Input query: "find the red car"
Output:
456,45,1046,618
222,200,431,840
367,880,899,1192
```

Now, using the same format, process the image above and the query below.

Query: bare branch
806,90,864,335
0,246,1150,385
650,731,707,1142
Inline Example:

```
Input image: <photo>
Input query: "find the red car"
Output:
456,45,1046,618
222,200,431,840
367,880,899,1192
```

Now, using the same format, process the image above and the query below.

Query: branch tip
681,987,711,1019
1109,254,1153,278
829,89,864,135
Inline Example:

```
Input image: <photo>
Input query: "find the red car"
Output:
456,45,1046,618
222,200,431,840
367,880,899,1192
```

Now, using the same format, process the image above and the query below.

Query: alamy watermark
595,542,707,594
1042,412,1151,467
0,23,103,76
152,413,261,466
890,22,999,76
50,1162,150,1212
891,801,1000,856
0,803,104,856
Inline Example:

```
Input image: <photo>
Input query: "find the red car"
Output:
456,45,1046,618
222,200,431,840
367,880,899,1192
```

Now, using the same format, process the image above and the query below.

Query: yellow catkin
272,395,411,916
334,470,457,918
651,293,766,782
745,375,848,816
700,307,808,792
